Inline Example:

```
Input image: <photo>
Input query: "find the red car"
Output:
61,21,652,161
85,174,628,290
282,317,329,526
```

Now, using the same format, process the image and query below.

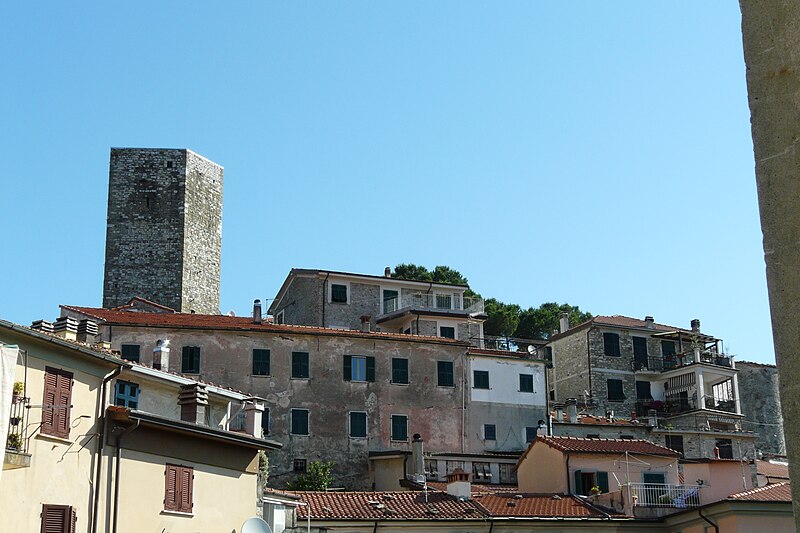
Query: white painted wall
469,356,546,407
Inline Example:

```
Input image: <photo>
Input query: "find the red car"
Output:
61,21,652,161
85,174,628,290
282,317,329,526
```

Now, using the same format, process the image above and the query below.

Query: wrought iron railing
382,294,485,315
629,483,702,508
633,352,733,373
6,395,30,454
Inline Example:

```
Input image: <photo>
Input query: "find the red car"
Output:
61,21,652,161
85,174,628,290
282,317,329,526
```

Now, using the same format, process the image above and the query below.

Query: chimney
553,402,565,423
410,433,425,483
559,312,570,333
384,266,392,277
53,316,79,341
445,468,471,500
76,319,99,343
605,409,614,423
30,320,54,334
152,339,170,370
178,382,209,425
360,315,371,333
691,319,701,333
243,401,265,438
647,409,658,427
644,316,655,329
565,398,578,424
253,299,262,325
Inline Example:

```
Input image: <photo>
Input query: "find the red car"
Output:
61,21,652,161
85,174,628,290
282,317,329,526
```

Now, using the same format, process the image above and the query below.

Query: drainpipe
586,329,593,402
698,507,719,533
91,365,124,533
543,353,551,435
566,454,571,494
322,273,330,327
462,349,467,453
113,420,140,533
488,517,494,533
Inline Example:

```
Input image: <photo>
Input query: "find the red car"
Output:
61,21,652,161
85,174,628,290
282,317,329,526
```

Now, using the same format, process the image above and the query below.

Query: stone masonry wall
276,276,324,326
549,331,589,401
737,361,786,455
103,148,222,314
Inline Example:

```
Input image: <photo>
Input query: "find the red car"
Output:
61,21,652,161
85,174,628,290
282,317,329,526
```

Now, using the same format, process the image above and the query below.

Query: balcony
629,483,702,509
4,395,31,470
633,351,733,373
469,335,546,354
378,293,485,326
636,395,738,418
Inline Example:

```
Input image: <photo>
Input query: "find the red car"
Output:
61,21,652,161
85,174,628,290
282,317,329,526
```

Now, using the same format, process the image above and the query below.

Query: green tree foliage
391,264,480,297
483,298,521,337
391,263,434,282
288,461,335,491
514,302,593,340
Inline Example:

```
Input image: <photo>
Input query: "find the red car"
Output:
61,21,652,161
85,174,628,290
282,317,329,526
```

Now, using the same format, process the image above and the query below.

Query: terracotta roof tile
535,436,679,457
61,306,468,346
472,493,609,518
729,482,792,502
293,491,483,520
549,315,716,342
756,460,790,480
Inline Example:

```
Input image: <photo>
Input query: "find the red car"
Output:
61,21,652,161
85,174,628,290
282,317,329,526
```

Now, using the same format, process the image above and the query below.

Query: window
40,504,77,533
252,349,270,376
484,424,496,440
383,289,398,313
435,294,452,309
292,352,309,379
120,344,140,362
439,326,455,339
519,373,534,393
603,332,621,356
473,461,492,481
114,381,140,409
181,346,201,374
275,311,285,325
261,407,270,436
715,438,734,459
349,411,367,438
665,435,684,457
445,460,465,474
573,470,609,495
607,379,625,402
164,464,193,514
661,340,676,357
635,380,652,401
331,283,348,303
291,409,309,435
633,336,648,366
525,426,538,442
437,361,454,387
293,458,307,472
343,355,375,382
642,472,666,484
391,358,409,384
499,463,517,484
425,459,439,480
42,367,73,439
473,370,490,389
391,414,408,441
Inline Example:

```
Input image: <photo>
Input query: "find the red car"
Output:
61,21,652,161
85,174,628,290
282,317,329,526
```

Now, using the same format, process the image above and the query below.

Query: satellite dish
241,517,272,533
227,310,236,317
527,345,537,355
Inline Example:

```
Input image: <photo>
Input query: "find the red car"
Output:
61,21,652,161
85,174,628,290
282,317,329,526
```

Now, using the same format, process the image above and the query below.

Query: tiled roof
472,493,609,518
293,491,482,520
533,436,679,457
756,460,790,480
61,305,467,346
549,315,715,341
416,481,520,494
728,482,792,502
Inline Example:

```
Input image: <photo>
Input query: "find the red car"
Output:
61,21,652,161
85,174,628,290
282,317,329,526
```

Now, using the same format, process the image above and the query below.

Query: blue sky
0,3,772,362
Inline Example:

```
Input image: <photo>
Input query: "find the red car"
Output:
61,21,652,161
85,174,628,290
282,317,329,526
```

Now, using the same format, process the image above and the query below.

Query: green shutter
343,355,352,381
573,469,583,495
597,471,609,493
366,357,375,382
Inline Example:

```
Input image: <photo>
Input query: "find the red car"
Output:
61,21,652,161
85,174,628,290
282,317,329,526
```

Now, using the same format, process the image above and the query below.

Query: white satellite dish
527,344,537,355
241,516,272,533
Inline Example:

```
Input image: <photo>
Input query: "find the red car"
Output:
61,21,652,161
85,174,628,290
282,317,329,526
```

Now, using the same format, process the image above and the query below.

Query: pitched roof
728,482,792,502
548,315,715,342
60,305,468,346
293,491,482,520
756,460,790,480
531,436,679,457
472,493,610,518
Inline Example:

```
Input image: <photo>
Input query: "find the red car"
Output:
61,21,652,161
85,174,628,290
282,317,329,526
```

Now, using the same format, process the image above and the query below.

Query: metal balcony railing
629,483,702,508
6,395,30,454
382,293,485,315
633,352,733,373
636,395,738,417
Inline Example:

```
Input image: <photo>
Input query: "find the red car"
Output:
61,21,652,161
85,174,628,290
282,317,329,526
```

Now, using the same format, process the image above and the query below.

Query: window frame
483,423,497,441
391,357,409,385
439,325,456,339
349,411,368,439
437,360,455,387
291,408,310,436
292,352,310,379
390,414,408,442
164,464,193,514
603,332,621,357
343,355,375,382
607,378,625,402
42,367,73,439
120,344,141,362
519,373,534,393
329,282,349,304
181,346,201,374
525,426,537,443
261,407,270,436
473,369,490,390
114,380,140,409
40,504,76,533
252,348,271,376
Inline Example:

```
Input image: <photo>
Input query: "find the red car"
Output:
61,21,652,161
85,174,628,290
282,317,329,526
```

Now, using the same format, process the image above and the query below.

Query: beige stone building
0,318,279,533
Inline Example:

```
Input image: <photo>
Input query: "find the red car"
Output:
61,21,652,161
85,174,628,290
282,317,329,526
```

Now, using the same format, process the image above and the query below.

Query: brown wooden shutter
164,464,178,511
42,368,73,439
179,466,193,512
42,371,58,436
41,504,72,533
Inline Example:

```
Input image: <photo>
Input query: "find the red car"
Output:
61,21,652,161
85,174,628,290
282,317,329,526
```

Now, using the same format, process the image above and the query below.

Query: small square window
349,412,367,438
120,344,140,362
473,370,490,389
252,349,270,376
292,352,310,379
519,373,534,393
294,458,307,472
437,361,454,387
439,326,455,339
391,358,409,384
331,284,348,303
114,380,140,409
291,409,309,435
391,414,408,441
603,333,621,357
166,160,174,169
607,379,625,402
484,424,496,440
344,355,375,382
181,346,201,374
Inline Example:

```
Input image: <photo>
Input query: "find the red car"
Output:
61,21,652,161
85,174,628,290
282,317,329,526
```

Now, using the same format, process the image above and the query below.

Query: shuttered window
437,361,454,387
343,355,375,382
603,333,621,356
181,346,201,374
164,464,193,513
391,358,409,384
40,504,76,533
292,352,310,379
42,367,73,439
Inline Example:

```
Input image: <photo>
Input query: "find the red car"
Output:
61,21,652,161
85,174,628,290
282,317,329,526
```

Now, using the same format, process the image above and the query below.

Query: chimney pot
645,316,655,329
553,402,565,422
559,312,570,334
30,320,54,333
152,339,170,370
76,319,99,343
565,398,578,424
178,382,209,425
253,299,263,325
410,433,425,483
360,315,371,333
445,468,471,499
53,316,79,340
385,266,391,277
243,401,265,438
691,319,701,333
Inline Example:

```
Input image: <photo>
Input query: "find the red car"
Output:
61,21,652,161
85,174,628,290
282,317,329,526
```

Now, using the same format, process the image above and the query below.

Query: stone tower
102,148,223,314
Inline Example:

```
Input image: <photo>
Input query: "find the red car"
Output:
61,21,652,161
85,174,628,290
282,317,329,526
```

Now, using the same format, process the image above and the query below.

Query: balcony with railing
633,351,733,373
379,293,485,318
591,483,703,518
636,394,738,418
4,393,31,469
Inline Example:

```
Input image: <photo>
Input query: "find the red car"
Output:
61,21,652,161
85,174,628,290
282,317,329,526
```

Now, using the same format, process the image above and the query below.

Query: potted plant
590,485,601,495
12,382,23,403
6,433,22,451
